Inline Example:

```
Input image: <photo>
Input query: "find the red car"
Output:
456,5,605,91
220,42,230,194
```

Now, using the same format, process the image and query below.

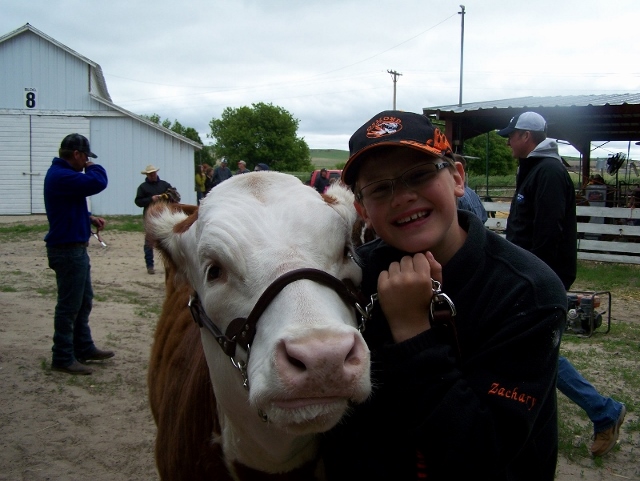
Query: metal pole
388,70,402,109
485,132,490,198
393,77,397,110
458,5,465,107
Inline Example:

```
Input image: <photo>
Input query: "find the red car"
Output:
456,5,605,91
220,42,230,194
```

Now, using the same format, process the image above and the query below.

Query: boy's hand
378,251,442,343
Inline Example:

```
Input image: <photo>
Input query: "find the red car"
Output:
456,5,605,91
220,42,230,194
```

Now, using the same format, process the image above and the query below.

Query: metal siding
0,113,197,216
0,33,31,109
88,117,196,215
0,115,31,214
31,116,91,214
1,27,198,216
0,31,92,112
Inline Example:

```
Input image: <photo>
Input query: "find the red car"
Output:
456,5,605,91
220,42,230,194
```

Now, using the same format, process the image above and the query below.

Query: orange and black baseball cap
341,110,454,187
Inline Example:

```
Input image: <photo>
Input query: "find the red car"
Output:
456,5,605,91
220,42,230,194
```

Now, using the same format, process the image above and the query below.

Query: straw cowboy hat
141,164,160,174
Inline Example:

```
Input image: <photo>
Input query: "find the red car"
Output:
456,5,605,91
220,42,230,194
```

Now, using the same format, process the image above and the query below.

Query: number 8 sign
24,88,37,109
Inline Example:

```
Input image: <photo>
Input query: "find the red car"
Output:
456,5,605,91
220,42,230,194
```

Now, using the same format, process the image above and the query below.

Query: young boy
321,111,567,480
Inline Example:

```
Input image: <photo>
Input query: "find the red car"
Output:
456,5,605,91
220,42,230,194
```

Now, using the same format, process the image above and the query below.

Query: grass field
310,149,348,170
287,149,349,183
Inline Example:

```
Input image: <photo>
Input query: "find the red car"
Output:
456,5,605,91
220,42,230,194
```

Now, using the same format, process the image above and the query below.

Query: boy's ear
453,162,466,198
354,200,371,228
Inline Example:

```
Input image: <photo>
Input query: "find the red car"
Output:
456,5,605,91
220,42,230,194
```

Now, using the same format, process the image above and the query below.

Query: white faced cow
146,172,371,481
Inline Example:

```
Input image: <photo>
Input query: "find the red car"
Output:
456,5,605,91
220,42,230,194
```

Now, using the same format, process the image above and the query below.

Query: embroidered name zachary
488,383,537,410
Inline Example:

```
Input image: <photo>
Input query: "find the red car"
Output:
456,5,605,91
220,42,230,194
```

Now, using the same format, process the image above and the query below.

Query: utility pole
387,69,402,110
458,5,466,107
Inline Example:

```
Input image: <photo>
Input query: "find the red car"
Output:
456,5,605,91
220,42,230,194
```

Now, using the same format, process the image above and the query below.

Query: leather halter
188,268,368,359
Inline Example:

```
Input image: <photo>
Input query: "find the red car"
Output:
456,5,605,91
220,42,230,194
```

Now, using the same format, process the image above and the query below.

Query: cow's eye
207,265,221,282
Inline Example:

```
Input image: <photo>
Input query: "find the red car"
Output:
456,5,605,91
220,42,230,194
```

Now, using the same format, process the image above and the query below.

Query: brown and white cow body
147,172,371,480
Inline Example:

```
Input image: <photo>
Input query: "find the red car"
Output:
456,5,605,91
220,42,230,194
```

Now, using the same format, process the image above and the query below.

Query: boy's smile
355,147,466,263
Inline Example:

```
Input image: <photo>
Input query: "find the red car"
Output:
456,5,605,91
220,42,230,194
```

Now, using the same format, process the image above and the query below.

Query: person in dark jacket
204,165,215,194
235,160,251,174
500,111,577,288
44,133,114,375
135,164,175,274
254,162,270,171
313,168,331,194
321,111,566,480
211,159,233,187
498,111,626,457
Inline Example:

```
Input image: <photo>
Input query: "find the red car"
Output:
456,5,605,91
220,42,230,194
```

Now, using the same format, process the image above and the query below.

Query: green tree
462,131,516,176
208,102,312,172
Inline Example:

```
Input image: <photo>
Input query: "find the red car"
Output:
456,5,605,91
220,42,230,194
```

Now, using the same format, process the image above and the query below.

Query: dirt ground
0,216,638,480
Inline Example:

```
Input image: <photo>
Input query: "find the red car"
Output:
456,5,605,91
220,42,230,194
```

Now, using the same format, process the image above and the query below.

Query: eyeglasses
356,161,450,203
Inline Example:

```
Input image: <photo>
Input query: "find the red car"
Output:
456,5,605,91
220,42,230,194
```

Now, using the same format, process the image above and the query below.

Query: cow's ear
145,203,197,281
322,183,357,229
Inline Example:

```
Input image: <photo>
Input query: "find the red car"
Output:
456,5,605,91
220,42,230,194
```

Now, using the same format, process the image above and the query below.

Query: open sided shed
0,23,202,216
423,95,640,264
423,94,640,182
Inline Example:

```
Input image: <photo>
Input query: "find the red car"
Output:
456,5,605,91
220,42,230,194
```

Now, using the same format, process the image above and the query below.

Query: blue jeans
557,355,623,433
47,246,96,367
144,235,154,269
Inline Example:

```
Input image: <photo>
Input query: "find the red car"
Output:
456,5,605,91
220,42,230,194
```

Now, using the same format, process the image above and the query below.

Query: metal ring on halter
354,293,379,333
429,279,457,318
230,355,249,390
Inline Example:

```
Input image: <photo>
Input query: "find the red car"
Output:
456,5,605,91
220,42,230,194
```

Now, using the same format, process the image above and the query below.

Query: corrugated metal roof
422,93,640,179
425,94,640,114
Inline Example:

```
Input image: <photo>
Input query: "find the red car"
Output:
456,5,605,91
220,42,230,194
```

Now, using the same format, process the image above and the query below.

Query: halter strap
189,268,364,358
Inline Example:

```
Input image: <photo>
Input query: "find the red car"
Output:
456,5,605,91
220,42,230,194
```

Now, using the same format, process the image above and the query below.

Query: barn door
30,116,91,214
0,115,31,215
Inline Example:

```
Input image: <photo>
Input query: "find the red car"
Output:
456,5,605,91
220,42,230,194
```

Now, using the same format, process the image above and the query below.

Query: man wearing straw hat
134,164,175,274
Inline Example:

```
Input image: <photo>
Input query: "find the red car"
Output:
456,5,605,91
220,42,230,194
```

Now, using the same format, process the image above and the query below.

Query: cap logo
427,127,451,153
366,116,403,138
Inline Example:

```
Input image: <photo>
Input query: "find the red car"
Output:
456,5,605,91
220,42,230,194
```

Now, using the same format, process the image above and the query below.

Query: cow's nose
275,329,368,393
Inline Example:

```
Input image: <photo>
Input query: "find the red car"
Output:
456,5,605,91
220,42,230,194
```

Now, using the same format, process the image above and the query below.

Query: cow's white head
147,172,371,475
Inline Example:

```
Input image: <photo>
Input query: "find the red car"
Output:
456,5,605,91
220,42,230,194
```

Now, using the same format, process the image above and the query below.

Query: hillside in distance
310,149,348,169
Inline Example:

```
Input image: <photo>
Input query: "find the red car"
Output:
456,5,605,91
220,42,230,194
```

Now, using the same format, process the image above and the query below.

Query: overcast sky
3,0,640,160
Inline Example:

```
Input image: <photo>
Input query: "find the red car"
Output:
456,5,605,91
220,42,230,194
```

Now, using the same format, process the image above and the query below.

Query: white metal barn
0,23,202,216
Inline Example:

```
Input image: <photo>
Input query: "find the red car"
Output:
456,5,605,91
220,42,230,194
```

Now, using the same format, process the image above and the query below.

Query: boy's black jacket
322,211,567,481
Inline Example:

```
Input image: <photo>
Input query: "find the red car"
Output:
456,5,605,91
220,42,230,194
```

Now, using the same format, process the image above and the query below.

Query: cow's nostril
344,344,360,366
287,354,306,370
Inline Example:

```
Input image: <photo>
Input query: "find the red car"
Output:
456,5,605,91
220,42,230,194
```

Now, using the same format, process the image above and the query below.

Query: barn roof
0,23,112,102
90,94,202,149
0,23,201,150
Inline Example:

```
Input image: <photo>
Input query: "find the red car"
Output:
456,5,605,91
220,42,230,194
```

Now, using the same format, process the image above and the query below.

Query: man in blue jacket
44,134,114,375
